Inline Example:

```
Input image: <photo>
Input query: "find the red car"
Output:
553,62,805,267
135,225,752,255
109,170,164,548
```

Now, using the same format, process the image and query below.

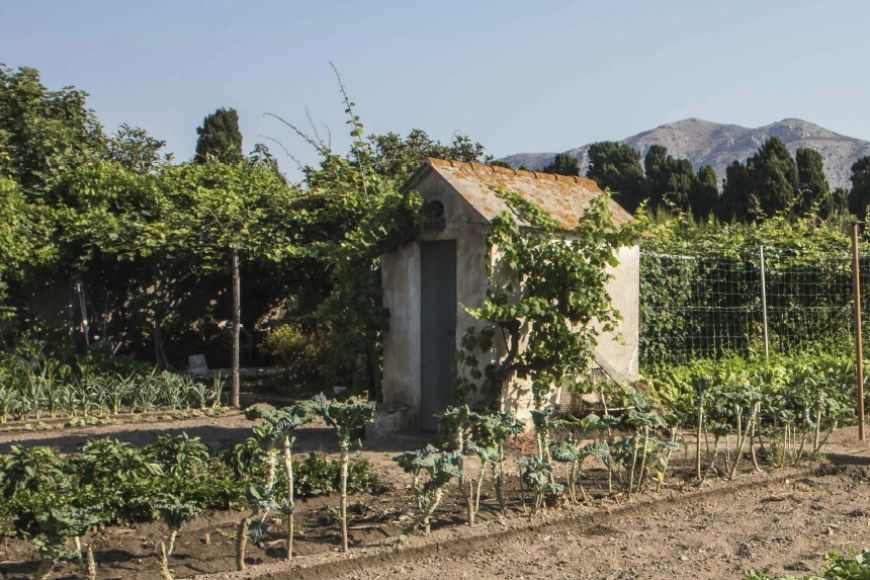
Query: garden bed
0,416,867,580
230,464,868,580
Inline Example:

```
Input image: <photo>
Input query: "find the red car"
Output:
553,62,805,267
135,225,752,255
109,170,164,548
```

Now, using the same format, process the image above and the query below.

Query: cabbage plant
395,445,463,534
308,394,374,552
245,404,312,560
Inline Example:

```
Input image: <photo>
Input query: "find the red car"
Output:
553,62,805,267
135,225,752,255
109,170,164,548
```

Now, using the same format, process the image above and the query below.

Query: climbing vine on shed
455,189,641,407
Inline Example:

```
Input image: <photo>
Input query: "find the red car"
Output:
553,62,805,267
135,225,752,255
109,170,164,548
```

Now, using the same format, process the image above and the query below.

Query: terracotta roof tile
420,157,632,229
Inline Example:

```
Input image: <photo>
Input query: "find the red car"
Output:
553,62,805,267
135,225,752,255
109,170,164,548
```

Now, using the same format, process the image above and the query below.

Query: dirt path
326,467,870,580
0,406,431,459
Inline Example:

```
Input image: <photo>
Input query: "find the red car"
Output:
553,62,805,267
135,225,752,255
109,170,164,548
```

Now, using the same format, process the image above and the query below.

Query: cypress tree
643,145,668,206
849,156,870,218
718,160,751,221
795,148,830,215
690,165,718,219
643,145,695,211
195,107,243,164
746,137,798,216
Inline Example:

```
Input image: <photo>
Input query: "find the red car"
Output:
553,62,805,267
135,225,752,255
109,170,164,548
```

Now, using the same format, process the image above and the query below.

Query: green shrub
745,548,869,579
293,452,373,498
261,323,327,386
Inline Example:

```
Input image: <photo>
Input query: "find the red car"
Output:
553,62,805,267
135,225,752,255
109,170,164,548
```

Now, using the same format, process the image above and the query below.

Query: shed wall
380,170,640,430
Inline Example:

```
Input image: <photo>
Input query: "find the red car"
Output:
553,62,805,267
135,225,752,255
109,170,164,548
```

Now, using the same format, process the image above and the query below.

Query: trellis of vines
639,215,870,368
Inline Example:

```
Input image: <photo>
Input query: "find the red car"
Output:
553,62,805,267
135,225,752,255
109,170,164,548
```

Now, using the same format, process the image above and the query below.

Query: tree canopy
585,141,645,212
746,137,799,216
541,153,579,176
368,129,491,184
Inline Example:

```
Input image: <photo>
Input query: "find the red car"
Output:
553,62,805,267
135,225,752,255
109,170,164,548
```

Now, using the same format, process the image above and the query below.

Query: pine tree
195,108,243,164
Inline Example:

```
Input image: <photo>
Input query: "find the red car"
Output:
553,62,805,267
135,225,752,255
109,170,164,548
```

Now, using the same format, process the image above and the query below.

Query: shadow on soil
0,423,434,454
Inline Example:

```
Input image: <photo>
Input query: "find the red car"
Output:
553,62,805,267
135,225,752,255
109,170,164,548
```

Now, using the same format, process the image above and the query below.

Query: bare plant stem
339,441,349,552
729,403,757,480
236,517,249,571
466,478,474,526
159,541,173,580
420,489,444,534
282,435,295,561
496,448,506,513
606,454,614,495
704,436,720,481
637,426,650,489
656,429,678,492
166,529,178,557
469,463,486,525
749,403,763,473
628,434,639,497
518,465,529,516
86,544,97,580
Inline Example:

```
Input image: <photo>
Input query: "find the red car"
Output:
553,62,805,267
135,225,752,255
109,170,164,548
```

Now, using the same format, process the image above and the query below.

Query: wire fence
639,245,870,367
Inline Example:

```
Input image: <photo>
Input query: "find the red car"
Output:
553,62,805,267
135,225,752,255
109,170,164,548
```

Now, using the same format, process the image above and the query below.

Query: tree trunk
366,342,382,403
153,319,169,369
150,263,170,369
231,248,241,408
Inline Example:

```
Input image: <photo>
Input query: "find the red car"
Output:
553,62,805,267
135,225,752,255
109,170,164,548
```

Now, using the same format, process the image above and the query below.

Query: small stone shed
379,158,639,432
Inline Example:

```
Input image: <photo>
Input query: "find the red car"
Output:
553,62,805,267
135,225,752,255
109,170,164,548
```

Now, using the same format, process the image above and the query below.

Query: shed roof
404,158,632,229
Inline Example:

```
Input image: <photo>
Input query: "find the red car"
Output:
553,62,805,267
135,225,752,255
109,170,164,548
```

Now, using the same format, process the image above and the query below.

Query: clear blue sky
2,0,869,178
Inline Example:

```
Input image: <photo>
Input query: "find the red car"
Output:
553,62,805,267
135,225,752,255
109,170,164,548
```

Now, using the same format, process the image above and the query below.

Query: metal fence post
759,245,769,359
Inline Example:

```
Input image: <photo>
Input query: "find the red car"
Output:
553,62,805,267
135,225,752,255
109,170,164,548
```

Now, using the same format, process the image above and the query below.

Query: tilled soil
335,466,870,580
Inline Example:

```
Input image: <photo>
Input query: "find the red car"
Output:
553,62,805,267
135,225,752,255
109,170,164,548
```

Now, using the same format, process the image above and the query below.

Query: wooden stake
230,247,241,408
851,222,866,442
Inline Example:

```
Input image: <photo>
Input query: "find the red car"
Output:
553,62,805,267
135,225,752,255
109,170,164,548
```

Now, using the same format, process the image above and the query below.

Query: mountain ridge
500,118,870,191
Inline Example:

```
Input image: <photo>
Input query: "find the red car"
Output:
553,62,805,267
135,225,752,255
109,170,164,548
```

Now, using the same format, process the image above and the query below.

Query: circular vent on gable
423,200,446,230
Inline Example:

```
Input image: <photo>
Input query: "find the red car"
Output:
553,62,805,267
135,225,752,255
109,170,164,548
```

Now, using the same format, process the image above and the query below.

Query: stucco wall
496,243,640,424
596,245,640,382
380,243,421,415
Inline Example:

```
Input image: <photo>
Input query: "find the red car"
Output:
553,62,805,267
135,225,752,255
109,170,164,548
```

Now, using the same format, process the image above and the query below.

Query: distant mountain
500,118,870,191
